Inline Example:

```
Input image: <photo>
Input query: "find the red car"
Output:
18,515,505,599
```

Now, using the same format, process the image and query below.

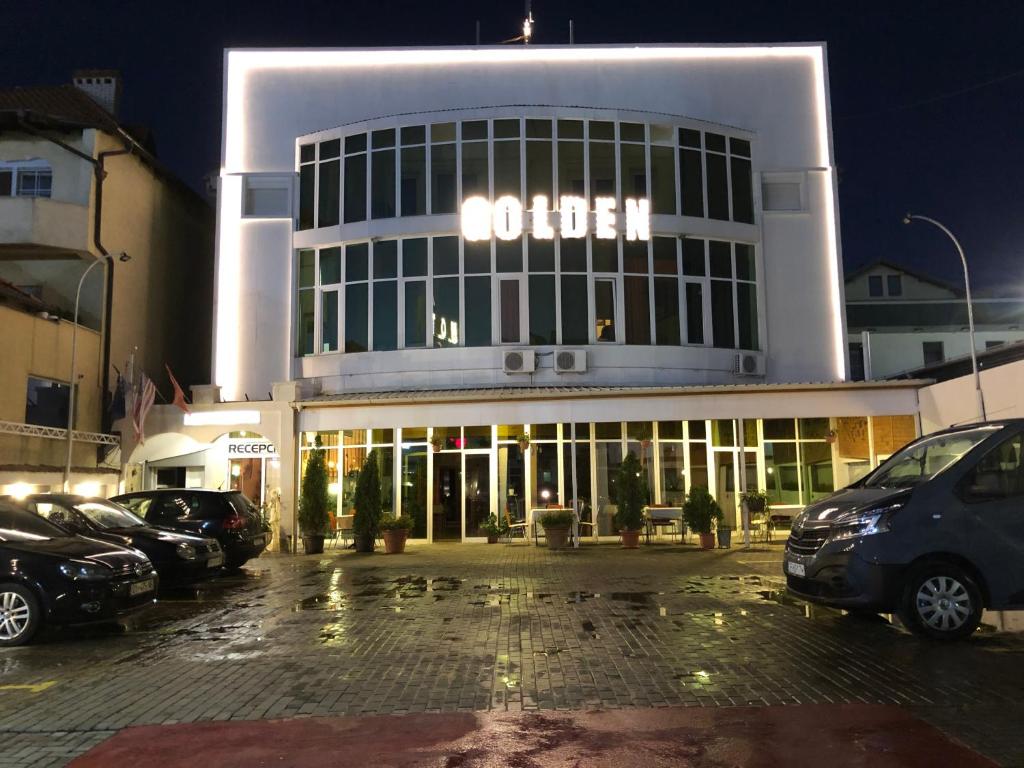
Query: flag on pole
131,373,157,444
165,364,191,414
109,366,127,422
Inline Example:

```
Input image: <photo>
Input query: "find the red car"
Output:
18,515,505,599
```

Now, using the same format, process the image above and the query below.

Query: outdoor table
642,506,683,544
528,506,579,547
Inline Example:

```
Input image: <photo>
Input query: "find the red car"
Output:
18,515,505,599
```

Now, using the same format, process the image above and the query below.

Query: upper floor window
868,275,883,297
887,274,903,296
0,160,52,198
26,375,70,428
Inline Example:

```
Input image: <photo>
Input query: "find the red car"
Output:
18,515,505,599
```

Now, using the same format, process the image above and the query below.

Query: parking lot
1,542,1023,767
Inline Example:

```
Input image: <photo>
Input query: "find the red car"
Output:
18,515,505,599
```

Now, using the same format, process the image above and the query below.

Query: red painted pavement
71,704,995,767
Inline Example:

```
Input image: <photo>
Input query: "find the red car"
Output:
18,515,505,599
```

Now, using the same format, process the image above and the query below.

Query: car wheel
0,583,41,647
224,558,249,571
897,563,983,641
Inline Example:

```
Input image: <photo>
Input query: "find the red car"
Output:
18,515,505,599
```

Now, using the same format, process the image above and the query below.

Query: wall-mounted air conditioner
734,352,766,377
554,349,587,374
503,349,536,374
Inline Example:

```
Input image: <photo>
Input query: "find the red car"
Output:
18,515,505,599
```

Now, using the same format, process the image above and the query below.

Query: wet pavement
0,542,1022,766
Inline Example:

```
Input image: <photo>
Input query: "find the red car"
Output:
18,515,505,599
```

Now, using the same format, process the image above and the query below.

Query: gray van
784,419,1024,640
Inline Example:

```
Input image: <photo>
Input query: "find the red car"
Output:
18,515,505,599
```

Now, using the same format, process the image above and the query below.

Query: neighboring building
0,71,214,497
126,44,925,549
846,260,1024,380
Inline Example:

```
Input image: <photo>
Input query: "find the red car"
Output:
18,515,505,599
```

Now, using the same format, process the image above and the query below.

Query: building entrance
432,452,461,540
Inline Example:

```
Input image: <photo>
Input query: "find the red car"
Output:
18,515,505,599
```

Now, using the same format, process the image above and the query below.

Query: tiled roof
0,84,121,133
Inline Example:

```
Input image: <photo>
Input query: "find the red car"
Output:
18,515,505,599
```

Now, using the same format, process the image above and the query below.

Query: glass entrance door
713,451,739,529
230,458,263,505
432,452,461,540
464,453,491,538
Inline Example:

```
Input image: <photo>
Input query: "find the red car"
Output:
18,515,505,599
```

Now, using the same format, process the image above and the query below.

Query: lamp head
902,213,913,225
117,252,131,263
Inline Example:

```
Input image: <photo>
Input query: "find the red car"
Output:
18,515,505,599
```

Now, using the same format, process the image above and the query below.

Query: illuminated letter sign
460,196,649,241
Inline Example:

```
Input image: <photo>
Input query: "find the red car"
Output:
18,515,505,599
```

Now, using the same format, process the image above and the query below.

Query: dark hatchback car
0,500,157,646
24,494,225,585
785,419,1024,640
111,490,267,570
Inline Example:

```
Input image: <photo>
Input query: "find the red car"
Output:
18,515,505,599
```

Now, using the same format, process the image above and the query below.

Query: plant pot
354,532,375,553
717,528,732,548
517,440,530,452
746,499,766,513
302,534,325,555
699,532,715,550
543,526,570,550
486,534,499,544
431,443,442,453
620,529,641,549
382,529,409,554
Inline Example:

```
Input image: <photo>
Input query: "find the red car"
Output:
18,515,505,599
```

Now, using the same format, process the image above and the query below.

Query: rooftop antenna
569,19,574,44
522,1,534,45
475,19,480,45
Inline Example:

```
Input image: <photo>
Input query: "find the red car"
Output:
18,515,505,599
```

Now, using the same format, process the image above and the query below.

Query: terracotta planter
544,526,570,550
302,535,325,555
620,529,641,549
382,529,409,554
699,532,715,550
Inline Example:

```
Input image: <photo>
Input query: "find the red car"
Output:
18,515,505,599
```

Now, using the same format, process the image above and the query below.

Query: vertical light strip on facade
218,45,846,391
214,174,242,400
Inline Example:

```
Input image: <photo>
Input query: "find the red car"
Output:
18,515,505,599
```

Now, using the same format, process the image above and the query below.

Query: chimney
72,69,122,116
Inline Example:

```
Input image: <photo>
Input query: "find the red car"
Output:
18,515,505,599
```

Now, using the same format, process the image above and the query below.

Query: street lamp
63,252,131,492
902,214,986,421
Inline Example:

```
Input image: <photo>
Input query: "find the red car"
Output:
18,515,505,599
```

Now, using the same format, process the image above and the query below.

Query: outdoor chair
503,498,529,543
570,498,595,543
335,513,355,548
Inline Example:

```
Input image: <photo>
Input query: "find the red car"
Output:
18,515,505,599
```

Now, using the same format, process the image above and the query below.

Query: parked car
111,490,267,569
24,495,224,585
785,419,1024,640
0,500,157,646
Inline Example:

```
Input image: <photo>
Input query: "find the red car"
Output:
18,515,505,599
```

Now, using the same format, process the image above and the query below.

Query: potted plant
684,486,723,551
516,433,531,452
298,437,330,554
717,518,733,549
538,509,574,549
430,434,444,453
480,514,505,544
741,489,769,514
379,515,414,554
353,449,383,553
615,452,646,548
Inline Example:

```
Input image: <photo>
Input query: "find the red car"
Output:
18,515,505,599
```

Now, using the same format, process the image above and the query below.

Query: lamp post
63,252,130,492
902,214,986,421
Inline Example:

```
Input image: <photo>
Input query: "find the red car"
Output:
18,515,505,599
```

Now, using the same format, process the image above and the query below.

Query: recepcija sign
227,439,278,458
461,195,650,242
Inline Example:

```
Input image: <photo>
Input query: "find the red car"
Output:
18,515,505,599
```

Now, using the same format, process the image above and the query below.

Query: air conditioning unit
554,349,587,374
734,352,766,377
503,349,536,374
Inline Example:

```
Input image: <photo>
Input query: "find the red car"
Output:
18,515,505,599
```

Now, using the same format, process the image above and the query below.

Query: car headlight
828,501,904,542
58,561,111,581
176,542,197,560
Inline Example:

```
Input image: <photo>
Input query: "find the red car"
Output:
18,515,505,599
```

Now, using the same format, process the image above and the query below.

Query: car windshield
74,500,147,529
0,502,69,541
862,426,1001,489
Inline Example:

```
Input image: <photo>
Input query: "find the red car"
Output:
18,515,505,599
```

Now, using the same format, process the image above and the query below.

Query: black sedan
0,500,157,646
25,495,225,585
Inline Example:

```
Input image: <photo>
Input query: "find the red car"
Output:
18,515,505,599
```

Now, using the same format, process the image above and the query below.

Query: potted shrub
298,437,330,554
379,515,414,554
480,514,505,544
353,449,383,553
741,489,769,514
615,452,646,549
538,509,574,550
430,434,443,453
516,433,531,452
684,486,723,551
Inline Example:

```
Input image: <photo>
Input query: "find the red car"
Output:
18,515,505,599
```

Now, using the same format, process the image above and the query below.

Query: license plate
252,536,265,547
207,554,225,568
129,578,155,596
786,561,806,577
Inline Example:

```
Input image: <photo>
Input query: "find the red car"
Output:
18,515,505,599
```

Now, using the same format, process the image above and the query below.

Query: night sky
4,0,1022,291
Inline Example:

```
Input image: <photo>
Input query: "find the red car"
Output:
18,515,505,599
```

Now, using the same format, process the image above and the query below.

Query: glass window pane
404,281,426,347
685,283,704,344
682,238,705,276
374,240,398,279
432,277,459,348
620,143,646,199
528,236,554,272
344,283,368,352
464,239,490,274
462,142,488,199
592,237,618,273
737,282,758,350
623,240,647,274
764,442,800,506
343,153,367,223
763,419,796,440
705,133,726,153
400,146,426,216
730,137,751,157
706,153,729,220
345,243,368,282
709,241,732,278
620,123,645,142
532,442,560,507
735,243,755,281
653,237,677,275
433,236,459,275
624,276,651,345
731,157,753,223
561,238,586,272
373,281,397,351
431,122,455,142
799,418,831,440
561,274,588,345
526,140,553,201
403,238,428,277
590,120,614,141
297,290,314,355
658,421,683,439
371,128,395,148
494,140,521,199
500,279,521,343
528,275,556,345
680,148,704,217
496,239,522,272
431,143,457,214
711,280,735,349
319,247,341,285
371,149,396,219
654,277,680,346
557,119,583,139
589,141,616,198
462,120,488,140
595,279,616,342
494,119,520,138
318,160,339,227
464,276,491,347
659,442,686,505
298,164,315,230
558,141,585,196
401,125,426,145
345,133,367,154
802,442,835,502
298,249,316,288
300,144,315,163
650,145,677,215
525,119,552,138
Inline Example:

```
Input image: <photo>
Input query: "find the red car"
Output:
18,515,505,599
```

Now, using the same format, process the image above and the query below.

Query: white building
126,45,925,548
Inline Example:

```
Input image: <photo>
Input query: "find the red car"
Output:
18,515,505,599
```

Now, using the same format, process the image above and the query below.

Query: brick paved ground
1,541,1022,766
